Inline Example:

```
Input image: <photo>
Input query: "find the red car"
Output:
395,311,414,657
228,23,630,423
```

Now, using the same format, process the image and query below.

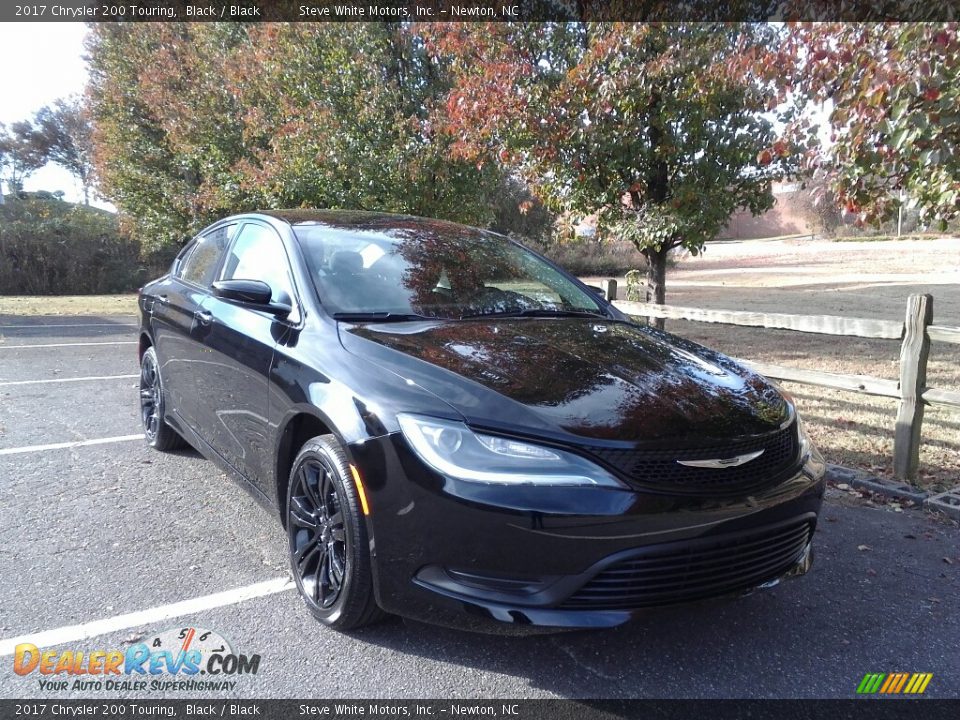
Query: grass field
0,294,138,315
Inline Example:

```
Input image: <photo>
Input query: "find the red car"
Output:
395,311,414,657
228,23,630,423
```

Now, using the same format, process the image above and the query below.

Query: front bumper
349,433,826,634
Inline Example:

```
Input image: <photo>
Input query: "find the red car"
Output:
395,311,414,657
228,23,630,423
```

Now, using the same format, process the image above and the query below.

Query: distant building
718,182,821,240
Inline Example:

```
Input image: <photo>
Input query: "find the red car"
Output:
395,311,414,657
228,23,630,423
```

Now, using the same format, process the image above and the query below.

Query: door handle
194,310,213,326
156,294,169,305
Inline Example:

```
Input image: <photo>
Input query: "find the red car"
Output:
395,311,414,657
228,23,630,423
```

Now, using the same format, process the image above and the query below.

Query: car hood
339,318,791,446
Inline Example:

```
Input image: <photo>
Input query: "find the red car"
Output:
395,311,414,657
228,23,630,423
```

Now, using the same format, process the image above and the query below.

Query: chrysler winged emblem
677,449,765,469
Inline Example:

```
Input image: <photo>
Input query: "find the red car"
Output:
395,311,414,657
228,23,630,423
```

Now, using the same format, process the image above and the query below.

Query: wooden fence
605,286,960,483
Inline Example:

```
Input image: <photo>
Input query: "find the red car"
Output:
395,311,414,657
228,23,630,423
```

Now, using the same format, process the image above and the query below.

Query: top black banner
3,0,959,22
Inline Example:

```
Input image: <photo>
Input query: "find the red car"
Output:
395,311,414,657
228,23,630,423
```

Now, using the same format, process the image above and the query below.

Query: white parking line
0,434,144,456
0,374,138,387
0,341,138,349
0,323,137,329
0,577,294,656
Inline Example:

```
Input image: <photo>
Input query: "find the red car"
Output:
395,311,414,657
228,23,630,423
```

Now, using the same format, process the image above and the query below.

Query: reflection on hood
341,318,790,445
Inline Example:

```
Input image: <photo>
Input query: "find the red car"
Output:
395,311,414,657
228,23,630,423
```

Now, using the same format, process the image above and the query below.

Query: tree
426,23,788,315
781,23,960,228
0,130,6,203
0,121,47,197
87,23,504,250
32,97,96,205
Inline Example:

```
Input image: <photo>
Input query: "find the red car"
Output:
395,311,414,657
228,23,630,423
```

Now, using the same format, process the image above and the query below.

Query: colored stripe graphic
908,673,933,694
857,672,932,694
857,673,885,694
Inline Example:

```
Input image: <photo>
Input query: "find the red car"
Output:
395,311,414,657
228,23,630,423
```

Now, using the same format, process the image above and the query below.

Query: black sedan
137,210,826,633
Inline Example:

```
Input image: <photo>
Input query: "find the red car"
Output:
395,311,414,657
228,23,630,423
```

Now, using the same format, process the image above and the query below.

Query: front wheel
287,435,385,630
139,346,187,451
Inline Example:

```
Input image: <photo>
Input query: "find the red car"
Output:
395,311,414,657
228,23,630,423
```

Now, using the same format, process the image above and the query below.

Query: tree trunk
644,246,668,330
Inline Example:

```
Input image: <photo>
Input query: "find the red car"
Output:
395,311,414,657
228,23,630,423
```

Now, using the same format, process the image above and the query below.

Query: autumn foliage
85,20,960,305
780,23,960,228
423,22,788,308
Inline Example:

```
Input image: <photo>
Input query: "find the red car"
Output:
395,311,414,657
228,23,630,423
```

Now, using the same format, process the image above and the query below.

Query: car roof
251,208,511,239
256,209,438,227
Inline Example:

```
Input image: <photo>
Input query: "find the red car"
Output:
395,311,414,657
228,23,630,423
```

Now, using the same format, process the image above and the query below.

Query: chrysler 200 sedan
138,210,826,633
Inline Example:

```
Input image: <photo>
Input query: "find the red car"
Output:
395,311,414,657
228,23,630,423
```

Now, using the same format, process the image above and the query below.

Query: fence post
893,294,933,482
604,278,617,302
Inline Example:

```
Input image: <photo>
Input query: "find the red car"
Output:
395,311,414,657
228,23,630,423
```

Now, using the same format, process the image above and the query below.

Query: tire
139,346,187,451
286,434,385,630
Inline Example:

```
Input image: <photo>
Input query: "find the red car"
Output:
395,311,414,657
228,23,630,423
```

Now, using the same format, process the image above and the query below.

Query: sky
0,22,106,206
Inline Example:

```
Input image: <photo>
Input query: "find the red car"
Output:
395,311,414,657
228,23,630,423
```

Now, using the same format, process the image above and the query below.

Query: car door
192,221,300,493
149,223,235,429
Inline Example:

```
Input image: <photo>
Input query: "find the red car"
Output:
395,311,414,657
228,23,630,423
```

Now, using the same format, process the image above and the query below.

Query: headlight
796,413,815,460
397,414,624,487
772,383,814,461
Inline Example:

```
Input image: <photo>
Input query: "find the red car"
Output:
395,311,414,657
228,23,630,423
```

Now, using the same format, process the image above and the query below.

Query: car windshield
292,218,604,321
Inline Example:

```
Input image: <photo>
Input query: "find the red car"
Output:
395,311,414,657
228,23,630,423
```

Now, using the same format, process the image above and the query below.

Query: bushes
0,195,162,295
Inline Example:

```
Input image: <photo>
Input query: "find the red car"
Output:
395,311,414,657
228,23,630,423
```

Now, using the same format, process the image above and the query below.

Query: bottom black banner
2,699,958,720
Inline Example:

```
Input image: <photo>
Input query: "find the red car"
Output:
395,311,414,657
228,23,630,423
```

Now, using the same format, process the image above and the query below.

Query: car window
179,224,234,287
292,225,602,319
221,223,295,304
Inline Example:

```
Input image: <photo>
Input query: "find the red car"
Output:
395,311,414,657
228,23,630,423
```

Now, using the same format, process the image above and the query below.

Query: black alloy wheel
290,458,348,608
139,346,186,451
287,435,384,629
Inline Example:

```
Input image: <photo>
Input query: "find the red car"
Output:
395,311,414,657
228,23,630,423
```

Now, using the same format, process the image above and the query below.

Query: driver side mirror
212,279,292,317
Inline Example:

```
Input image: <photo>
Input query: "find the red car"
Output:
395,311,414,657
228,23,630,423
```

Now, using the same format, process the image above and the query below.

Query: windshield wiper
459,308,607,320
332,311,436,323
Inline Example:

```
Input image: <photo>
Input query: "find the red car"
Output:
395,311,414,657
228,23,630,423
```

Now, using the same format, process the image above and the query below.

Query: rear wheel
287,435,385,630
139,346,187,451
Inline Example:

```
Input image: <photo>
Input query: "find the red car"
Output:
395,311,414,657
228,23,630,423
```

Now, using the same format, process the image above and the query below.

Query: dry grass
0,295,138,316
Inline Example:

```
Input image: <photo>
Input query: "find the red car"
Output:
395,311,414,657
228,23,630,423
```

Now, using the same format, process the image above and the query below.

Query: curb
825,464,929,506
926,489,960,521
826,464,960,521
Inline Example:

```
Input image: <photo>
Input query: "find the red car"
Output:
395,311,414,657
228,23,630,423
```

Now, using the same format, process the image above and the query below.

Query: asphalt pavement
0,316,957,699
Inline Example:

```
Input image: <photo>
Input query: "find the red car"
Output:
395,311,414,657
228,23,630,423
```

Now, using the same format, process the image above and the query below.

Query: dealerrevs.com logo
13,626,261,692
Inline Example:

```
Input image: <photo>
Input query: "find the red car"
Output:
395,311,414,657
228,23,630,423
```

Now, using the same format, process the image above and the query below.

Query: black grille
561,519,812,610
580,423,800,494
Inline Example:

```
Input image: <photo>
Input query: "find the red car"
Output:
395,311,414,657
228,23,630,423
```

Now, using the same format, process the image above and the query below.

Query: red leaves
934,30,952,49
